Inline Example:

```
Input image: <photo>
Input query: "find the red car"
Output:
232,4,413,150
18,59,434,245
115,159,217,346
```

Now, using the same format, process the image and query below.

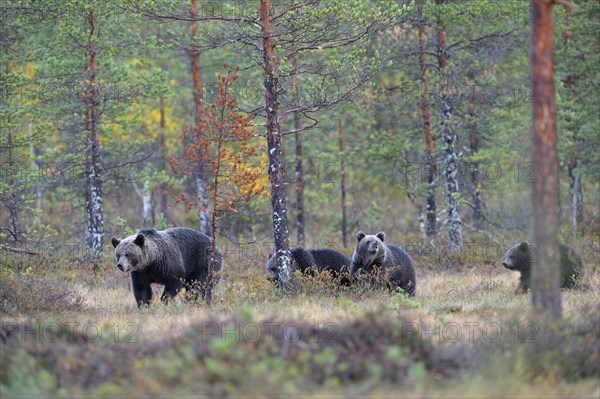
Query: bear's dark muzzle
117,263,125,271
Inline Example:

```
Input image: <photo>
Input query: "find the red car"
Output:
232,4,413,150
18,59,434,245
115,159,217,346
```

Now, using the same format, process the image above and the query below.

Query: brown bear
266,247,352,283
111,227,222,307
350,231,416,296
502,241,583,291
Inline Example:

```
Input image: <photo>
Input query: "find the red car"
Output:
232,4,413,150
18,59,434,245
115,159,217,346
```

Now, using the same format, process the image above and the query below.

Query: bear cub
111,227,222,307
502,241,583,291
266,247,351,283
350,231,416,297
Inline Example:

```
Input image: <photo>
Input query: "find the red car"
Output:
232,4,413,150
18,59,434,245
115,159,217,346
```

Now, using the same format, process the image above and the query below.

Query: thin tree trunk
418,0,437,238
206,139,222,306
261,0,293,289
158,95,169,218
4,61,19,235
292,57,305,247
133,180,153,226
570,160,582,241
436,0,462,252
435,0,447,70
563,8,583,237
85,10,104,258
191,0,210,236
339,115,348,248
468,83,483,230
29,124,43,218
7,119,19,235
530,0,562,318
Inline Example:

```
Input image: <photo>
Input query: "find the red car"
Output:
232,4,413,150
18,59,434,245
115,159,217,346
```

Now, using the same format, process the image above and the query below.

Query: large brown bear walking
111,227,222,307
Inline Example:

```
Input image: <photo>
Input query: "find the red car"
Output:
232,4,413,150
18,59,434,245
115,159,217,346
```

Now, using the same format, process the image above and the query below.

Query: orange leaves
169,66,267,220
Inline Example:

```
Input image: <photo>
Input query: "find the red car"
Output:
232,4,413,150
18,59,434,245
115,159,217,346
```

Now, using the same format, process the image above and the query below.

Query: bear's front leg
160,281,183,303
131,272,153,307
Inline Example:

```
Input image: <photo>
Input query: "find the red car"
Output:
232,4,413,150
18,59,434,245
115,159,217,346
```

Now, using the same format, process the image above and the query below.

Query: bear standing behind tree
266,247,351,283
502,241,583,291
350,231,416,297
111,227,222,307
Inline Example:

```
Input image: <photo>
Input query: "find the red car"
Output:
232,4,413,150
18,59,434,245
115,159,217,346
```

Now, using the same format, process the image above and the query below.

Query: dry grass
1,243,599,398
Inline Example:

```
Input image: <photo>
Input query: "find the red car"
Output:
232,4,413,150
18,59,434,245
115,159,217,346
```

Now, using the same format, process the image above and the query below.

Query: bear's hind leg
160,281,183,304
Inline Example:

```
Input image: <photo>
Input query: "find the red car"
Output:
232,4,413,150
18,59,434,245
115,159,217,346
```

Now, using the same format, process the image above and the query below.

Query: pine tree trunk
339,115,348,248
530,0,562,318
436,0,462,252
191,0,210,236
418,0,437,237
292,57,305,247
85,10,104,258
261,0,293,289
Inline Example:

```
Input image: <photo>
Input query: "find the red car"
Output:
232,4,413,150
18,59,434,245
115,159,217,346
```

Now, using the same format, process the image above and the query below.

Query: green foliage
1,3,599,397
2,0,597,245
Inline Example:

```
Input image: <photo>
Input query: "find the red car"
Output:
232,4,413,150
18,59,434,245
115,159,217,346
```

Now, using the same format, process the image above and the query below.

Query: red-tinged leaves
168,66,267,235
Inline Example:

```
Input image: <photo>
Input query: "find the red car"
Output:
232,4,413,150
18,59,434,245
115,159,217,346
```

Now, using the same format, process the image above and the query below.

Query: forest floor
1,240,599,398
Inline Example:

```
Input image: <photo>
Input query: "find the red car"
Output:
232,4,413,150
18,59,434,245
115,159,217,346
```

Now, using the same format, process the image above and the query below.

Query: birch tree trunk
562,7,583,240
191,0,210,236
530,0,562,318
133,180,153,226
292,57,305,247
569,161,582,241
85,10,104,258
436,0,462,252
261,0,293,289
158,95,169,219
30,124,43,218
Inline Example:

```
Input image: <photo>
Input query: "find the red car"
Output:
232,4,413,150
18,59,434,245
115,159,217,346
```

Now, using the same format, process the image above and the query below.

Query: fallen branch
0,245,38,255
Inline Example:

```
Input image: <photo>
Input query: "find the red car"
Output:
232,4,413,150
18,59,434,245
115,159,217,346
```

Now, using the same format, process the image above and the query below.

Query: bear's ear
134,234,145,247
111,236,121,248
356,231,366,242
518,241,528,251
376,231,386,242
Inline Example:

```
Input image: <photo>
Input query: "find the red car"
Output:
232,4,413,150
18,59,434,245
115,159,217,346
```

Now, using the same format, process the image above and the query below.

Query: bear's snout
368,242,378,254
117,263,126,272
502,261,511,269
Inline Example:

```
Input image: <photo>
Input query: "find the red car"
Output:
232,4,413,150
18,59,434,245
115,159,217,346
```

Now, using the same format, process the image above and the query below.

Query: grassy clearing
1,243,599,398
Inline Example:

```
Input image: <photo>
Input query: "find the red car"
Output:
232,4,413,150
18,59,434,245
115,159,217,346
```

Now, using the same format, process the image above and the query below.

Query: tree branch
280,112,319,136
0,226,20,243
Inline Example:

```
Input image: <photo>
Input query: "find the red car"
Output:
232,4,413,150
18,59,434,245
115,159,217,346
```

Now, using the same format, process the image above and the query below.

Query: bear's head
265,252,297,282
111,233,150,273
265,253,278,282
502,241,532,271
353,231,387,272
